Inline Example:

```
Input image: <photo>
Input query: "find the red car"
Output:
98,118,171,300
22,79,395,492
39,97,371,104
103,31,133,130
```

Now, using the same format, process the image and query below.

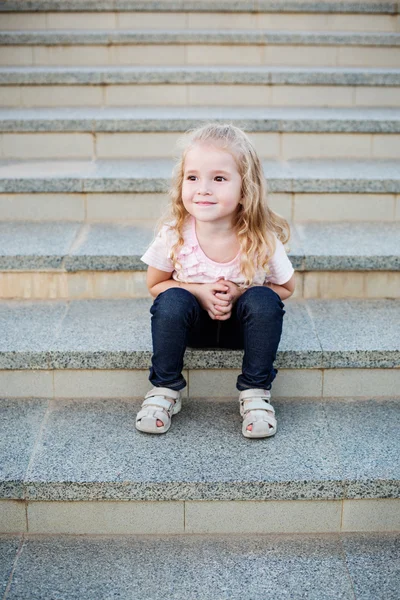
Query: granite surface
324,399,400,499
2,31,400,46
0,221,81,270
307,299,400,367
0,536,20,599
1,66,399,86
4,220,397,272
0,534,358,600
1,158,399,194
65,222,154,271
1,298,399,370
0,399,48,500
2,106,400,133
0,1,397,14
23,397,343,501
294,222,400,271
342,533,400,600
0,298,325,370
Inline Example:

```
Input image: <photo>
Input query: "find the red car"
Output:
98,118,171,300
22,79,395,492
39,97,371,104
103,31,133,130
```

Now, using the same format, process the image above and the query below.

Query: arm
264,272,296,300
146,266,232,320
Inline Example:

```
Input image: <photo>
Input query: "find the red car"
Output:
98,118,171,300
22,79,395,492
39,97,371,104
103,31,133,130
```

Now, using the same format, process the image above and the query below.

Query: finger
214,303,232,314
215,292,231,302
216,311,231,321
213,283,230,293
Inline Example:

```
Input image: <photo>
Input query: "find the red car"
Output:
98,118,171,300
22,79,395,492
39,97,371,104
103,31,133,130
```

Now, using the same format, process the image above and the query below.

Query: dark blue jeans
149,285,286,392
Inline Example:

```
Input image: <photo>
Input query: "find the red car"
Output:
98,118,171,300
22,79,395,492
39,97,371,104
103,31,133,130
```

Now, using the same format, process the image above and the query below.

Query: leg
233,285,285,391
149,287,218,390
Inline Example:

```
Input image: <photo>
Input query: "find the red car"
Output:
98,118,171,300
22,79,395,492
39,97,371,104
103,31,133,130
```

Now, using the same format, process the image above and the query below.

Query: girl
136,124,295,438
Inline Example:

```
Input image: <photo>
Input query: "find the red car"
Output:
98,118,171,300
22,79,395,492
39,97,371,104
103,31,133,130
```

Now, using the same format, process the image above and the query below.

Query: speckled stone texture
0,536,20,597
0,396,397,501
0,221,81,270
307,299,400,368
1,158,399,194
2,31,400,45
0,1,397,14
1,66,399,85
0,298,399,370
2,107,400,133
294,222,400,271
3,220,397,272
0,399,48,499
342,533,400,600
0,534,356,600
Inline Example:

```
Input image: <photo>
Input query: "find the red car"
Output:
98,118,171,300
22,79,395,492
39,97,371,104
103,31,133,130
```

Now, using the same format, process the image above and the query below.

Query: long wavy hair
159,123,290,287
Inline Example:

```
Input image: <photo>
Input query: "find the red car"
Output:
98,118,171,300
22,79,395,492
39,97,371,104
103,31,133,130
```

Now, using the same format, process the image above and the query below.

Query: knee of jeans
151,287,198,321
238,285,284,318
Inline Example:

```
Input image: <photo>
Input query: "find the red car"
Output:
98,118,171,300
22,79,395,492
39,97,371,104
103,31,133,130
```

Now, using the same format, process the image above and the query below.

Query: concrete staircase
0,1,399,597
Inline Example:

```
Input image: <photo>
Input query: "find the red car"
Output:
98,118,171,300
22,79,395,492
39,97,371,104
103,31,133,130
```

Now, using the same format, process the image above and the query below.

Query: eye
186,175,197,181
215,176,226,182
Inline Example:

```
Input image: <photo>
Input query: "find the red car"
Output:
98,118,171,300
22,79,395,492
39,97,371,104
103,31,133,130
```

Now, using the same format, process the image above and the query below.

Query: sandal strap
240,398,275,416
243,411,277,428
239,388,271,401
141,396,175,412
145,387,179,401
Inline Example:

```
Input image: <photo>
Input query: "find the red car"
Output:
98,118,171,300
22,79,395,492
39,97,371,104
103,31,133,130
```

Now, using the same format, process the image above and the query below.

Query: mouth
194,201,215,206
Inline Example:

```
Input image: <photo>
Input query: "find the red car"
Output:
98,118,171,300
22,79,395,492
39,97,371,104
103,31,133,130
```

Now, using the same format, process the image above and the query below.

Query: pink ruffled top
141,216,294,286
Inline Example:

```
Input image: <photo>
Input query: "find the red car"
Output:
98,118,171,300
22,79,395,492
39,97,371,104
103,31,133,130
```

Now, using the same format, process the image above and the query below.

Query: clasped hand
194,279,244,321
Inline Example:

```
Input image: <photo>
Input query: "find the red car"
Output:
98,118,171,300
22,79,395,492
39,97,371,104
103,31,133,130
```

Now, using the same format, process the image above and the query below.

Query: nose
196,186,211,196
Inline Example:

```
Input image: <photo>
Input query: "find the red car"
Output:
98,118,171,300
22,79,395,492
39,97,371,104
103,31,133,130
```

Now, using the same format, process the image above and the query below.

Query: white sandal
239,389,277,439
135,387,182,434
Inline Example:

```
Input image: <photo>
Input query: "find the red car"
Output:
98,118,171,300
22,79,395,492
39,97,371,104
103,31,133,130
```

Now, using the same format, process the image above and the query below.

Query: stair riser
1,368,399,400
2,84,400,108
1,271,399,300
2,131,400,160
1,192,398,223
2,498,399,535
2,44,400,68
1,12,399,33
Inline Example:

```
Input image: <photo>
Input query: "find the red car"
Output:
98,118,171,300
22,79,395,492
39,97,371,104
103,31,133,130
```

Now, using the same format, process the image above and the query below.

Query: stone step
1,106,400,160
0,1,399,33
1,66,400,108
0,221,399,300
2,30,400,68
1,395,399,535
1,533,399,599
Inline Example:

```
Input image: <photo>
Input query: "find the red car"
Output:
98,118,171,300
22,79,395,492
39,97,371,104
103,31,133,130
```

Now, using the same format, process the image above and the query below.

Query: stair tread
1,64,400,85
2,29,400,45
1,105,400,133
1,395,399,501
1,157,399,193
1,532,398,600
0,221,399,272
0,298,399,370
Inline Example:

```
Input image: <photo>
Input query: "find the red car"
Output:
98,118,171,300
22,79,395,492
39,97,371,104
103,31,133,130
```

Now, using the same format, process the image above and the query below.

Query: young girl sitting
136,123,295,439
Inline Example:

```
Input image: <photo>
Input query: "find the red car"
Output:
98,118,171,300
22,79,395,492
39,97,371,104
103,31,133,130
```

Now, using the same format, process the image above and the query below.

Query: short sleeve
141,225,174,272
266,238,294,285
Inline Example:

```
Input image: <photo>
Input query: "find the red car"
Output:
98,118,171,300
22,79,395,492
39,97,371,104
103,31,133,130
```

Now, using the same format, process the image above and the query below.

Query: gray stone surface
0,221,80,270
0,536,20,598
342,533,400,600
2,30,400,46
0,399,48,499
293,222,400,271
24,398,343,501
324,399,400,499
5,220,397,272
2,534,360,600
1,66,399,85
0,300,68,369
1,158,399,194
65,223,154,271
0,298,399,370
2,106,400,133
0,1,396,14
307,299,400,368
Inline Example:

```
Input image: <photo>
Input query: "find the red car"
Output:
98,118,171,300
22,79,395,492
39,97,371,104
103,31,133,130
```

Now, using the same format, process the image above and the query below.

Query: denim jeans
149,285,286,392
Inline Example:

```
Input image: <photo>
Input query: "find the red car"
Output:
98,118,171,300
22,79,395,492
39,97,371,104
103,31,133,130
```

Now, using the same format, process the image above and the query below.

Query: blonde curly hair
158,123,290,287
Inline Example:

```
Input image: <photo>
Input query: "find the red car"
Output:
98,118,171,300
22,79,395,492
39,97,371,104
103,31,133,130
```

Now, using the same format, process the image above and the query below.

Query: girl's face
181,143,242,228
